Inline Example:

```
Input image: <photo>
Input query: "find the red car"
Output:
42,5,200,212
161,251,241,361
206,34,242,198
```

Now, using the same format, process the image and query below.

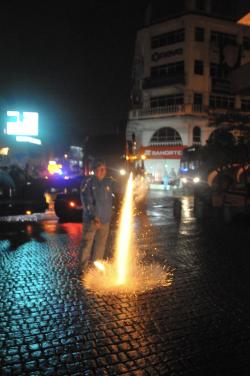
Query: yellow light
26,210,32,215
114,172,134,285
141,154,146,160
126,155,129,161
0,147,9,156
94,261,106,272
193,177,200,184
119,169,126,176
48,162,62,175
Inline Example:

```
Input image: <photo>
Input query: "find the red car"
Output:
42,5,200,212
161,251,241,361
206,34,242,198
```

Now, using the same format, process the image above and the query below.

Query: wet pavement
1,191,250,375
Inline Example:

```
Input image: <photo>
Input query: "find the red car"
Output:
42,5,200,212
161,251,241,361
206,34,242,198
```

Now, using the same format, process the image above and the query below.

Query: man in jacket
80,159,114,272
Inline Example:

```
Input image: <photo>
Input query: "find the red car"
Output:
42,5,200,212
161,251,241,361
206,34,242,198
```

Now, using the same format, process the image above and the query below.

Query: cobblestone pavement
1,191,250,375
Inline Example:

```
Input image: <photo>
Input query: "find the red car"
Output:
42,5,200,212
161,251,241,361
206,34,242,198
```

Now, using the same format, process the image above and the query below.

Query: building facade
126,0,250,184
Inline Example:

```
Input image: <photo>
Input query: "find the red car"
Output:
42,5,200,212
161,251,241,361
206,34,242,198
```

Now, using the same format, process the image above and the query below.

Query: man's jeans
80,222,110,270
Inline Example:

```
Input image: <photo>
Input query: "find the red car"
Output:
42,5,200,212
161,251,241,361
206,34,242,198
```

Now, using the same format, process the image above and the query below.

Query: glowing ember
94,260,105,272
114,172,134,285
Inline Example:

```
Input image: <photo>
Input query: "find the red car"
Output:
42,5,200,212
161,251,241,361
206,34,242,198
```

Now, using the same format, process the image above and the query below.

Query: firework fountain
83,173,173,293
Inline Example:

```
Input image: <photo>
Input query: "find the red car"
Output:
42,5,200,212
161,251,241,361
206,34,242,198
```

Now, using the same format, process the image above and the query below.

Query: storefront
140,145,185,184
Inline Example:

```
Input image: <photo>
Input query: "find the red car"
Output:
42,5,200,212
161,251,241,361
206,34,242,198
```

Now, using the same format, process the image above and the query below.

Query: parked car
54,175,83,222
0,166,48,216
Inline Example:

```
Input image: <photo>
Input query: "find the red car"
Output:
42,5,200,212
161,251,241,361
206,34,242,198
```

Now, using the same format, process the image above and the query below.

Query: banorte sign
140,146,185,159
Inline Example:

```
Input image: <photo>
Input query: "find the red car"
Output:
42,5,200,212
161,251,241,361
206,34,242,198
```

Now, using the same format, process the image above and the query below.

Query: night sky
0,1,248,151
0,1,148,150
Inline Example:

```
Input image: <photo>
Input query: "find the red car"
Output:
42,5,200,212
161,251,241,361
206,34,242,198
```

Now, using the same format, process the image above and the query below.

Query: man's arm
80,178,96,220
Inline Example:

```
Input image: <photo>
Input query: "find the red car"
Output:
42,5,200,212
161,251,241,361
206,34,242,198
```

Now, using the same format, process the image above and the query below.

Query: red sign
140,146,186,159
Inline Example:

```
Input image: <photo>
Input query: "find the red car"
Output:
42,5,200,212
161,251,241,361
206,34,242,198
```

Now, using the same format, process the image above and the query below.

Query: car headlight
193,177,200,184
119,169,126,176
181,177,188,184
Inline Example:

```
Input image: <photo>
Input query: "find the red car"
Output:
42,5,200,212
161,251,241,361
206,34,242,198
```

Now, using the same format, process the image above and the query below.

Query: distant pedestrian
80,159,115,272
163,169,169,190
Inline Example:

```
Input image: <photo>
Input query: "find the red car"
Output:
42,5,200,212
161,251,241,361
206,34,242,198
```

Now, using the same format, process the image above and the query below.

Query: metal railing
139,104,185,116
128,103,249,120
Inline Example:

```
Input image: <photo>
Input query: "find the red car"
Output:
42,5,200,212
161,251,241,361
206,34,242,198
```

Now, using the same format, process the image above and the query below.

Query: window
209,95,234,109
210,63,228,79
194,60,204,75
196,0,206,11
151,61,184,78
150,94,184,108
243,37,250,51
195,27,205,42
241,99,250,112
150,127,182,145
151,29,185,49
210,31,236,46
193,126,201,144
194,93,203,105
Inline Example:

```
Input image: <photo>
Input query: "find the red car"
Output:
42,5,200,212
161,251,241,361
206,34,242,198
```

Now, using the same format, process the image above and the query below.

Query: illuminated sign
6,111,39,136
151,48,183,62
140,146,185,159
16,136,42,145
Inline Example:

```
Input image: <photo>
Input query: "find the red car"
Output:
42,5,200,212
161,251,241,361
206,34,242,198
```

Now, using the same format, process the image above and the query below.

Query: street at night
1,191,250,375
1,1,250,375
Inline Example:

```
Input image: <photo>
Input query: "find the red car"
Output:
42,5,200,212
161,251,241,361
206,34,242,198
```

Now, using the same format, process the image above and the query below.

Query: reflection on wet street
1,191,250,375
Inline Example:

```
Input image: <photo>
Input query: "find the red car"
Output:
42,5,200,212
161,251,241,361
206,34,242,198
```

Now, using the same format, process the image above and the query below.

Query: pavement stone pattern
0,192,250,375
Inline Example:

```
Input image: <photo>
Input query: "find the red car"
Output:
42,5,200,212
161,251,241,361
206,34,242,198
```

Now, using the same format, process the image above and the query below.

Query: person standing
163,168,169,190
80,159,114,272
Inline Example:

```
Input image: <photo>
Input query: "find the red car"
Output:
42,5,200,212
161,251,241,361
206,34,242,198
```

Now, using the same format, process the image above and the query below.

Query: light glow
238,13,250,26
119,169,126,176
16,136,41,145
48,161,63,175
94,261,106,272
115,172,134,285
0,147,9,156
7,111,38,136
193,177,200,184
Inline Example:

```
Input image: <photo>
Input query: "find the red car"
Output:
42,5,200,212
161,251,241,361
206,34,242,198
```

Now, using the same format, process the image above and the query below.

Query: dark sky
0,1,148,150
0,1,249,150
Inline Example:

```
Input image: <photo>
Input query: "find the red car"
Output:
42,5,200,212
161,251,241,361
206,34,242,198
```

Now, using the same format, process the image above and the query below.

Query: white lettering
142,149,182,157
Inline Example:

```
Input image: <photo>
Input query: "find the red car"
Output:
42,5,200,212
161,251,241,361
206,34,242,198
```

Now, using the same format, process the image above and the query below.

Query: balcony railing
211,78,232,94
128,103,250,120
192,104,207,113
140,104,185,116
143,74,185,89
129,104,206,119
